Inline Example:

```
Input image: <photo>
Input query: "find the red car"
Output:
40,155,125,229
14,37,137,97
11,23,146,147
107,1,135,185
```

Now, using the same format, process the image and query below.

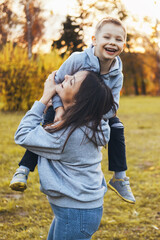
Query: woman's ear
92,36,96,46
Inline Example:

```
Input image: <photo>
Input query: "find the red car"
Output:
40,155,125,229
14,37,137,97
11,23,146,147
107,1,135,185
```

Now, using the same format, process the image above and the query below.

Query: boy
10,17,135,204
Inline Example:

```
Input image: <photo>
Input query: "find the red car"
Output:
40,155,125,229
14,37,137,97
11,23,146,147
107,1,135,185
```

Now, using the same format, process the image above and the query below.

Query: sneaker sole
107,182,135,204
9,182,27,192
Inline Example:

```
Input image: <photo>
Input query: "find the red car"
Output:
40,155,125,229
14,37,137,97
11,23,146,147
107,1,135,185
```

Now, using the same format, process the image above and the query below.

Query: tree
52,15,86,56
132,16,160,95
0,0,17,48
0,0,45,58
150,19,160,94
19,0,45,59
121,49,156,95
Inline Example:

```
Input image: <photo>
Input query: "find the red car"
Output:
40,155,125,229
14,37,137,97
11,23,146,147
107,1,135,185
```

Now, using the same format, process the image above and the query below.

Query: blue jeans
47,204,103,240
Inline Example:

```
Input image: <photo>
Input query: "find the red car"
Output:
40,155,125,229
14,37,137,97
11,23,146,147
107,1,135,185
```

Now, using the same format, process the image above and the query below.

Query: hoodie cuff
30,101,46,116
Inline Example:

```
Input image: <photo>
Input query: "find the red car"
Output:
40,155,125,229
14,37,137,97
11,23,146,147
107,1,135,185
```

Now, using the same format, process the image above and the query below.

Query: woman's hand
40,71,57,105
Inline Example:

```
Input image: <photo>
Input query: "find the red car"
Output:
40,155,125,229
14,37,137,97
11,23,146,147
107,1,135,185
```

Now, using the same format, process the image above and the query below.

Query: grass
0,96,160,240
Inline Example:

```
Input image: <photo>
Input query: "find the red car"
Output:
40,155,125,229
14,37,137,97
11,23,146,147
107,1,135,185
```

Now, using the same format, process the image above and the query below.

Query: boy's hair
95,16,127,40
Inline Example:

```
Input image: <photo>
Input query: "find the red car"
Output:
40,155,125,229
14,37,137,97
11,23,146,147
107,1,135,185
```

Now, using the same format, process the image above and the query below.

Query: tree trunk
140,70,146,95
131,66,139,95
26,1,32,59
133,77,139,95
141,79,146,95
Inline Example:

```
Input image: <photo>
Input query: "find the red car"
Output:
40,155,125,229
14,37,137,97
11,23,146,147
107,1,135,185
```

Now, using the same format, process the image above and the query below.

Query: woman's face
56,71,88,108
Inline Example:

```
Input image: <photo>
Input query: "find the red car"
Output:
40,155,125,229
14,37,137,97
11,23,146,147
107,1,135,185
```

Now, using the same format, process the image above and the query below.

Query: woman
14,70,116,240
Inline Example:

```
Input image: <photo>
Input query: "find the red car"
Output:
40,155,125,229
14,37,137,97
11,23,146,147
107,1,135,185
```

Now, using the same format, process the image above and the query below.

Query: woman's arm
15,101,62,159
14,72,63,160
39,71,57,105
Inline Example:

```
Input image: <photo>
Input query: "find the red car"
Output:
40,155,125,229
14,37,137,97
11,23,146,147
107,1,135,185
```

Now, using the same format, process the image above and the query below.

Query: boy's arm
42,100,55,126
53,52,83,110
103,74,123,121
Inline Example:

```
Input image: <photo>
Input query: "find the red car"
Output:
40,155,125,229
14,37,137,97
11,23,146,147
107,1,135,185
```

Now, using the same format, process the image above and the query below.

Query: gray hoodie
54,45,123,119
15,101,110,209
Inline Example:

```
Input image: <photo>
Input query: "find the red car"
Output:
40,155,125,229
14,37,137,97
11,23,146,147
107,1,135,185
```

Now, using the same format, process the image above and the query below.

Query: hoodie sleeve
14,101,62,160
96,119,111,146
103,72,123,120
53,52,84,109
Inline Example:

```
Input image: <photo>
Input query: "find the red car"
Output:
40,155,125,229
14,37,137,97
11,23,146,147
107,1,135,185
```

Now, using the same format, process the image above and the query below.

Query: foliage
90,0,128,21
0,96,160,239
125,17,160,95
52,15,86,56
0,0,18,48
0,43,67,111
121,52,147,95
121,50,159,96
146,20,160,94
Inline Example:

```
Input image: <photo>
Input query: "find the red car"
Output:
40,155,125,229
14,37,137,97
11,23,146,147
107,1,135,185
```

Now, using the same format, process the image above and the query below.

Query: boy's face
92,23,126,61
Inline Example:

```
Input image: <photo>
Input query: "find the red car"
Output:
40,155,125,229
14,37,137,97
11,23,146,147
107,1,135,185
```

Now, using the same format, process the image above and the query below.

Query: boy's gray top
15,101,110,209
54,45,123,119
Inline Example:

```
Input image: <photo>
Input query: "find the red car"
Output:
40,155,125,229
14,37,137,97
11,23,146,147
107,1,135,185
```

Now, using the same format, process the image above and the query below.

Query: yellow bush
0,43,67,111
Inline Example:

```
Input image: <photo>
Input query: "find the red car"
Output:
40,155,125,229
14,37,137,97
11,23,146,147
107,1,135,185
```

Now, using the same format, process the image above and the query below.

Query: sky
42,0,160,22
37,0,160,52
122,0,160,19
44,0,160,18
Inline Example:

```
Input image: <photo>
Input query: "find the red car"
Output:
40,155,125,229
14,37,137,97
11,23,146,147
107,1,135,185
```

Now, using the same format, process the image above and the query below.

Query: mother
15,70,116,240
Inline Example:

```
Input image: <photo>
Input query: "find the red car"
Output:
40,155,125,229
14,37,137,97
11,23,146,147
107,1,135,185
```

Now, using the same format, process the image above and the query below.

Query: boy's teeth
105,48,116,52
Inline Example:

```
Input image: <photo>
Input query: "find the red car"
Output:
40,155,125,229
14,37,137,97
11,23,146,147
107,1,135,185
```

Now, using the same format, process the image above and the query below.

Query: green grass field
0,96,160,240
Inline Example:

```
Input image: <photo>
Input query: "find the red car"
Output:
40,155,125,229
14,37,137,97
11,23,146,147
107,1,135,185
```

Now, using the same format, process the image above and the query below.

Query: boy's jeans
18,106,127,172
47,204,103,240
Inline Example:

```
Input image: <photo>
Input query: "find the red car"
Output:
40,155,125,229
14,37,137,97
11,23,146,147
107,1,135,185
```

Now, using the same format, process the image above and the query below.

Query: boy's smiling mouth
104,47,117,53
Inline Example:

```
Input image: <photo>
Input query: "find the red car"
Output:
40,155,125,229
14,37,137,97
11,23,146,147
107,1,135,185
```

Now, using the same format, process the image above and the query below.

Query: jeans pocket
80,206,103,237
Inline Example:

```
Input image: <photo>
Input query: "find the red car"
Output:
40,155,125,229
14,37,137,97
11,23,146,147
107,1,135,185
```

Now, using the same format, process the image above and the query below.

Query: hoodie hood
84,44,122,77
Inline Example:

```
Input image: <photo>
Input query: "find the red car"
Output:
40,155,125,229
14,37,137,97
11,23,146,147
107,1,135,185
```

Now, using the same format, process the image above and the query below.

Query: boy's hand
54,106,64,122
44,99,53,114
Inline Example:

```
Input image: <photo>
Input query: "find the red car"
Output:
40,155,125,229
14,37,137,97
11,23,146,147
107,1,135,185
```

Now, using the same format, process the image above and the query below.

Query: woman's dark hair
45,71,117,150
